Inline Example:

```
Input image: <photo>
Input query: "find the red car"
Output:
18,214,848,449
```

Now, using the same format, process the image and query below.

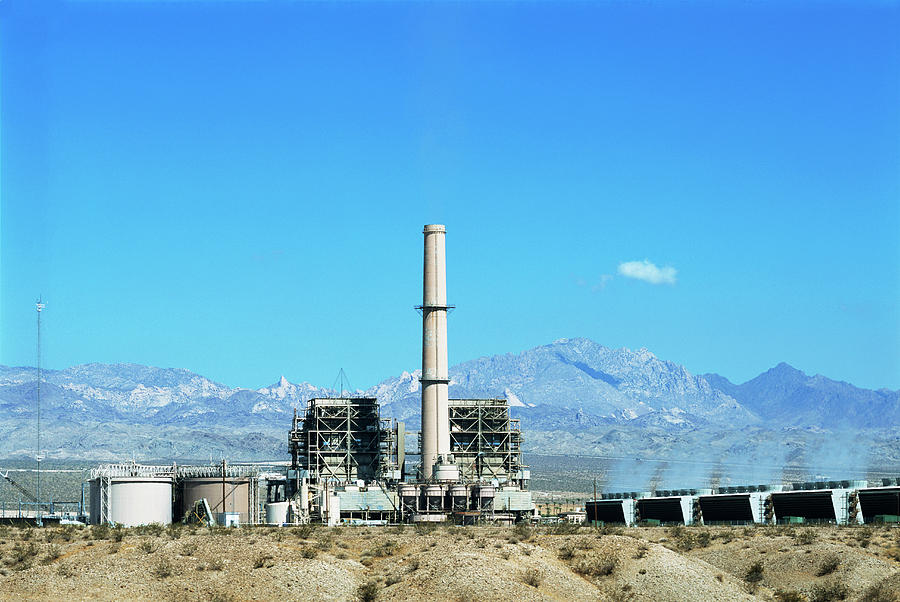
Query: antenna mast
35,298,45,526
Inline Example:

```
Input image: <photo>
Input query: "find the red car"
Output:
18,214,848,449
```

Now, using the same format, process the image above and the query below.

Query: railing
0,499,82,519
90,463,176,479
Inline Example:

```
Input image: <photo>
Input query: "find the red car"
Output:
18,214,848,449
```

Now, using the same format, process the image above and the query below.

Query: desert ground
0,522,898,601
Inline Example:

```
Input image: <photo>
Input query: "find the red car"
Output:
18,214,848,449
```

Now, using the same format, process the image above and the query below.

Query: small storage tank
265,501,290,525
425,485,444,512
450,485,468,511
399,485,418,514
179,477,253,524
89,477,173,527
474,485,494,510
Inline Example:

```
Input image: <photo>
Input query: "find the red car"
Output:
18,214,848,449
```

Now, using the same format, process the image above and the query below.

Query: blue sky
1,0,898,390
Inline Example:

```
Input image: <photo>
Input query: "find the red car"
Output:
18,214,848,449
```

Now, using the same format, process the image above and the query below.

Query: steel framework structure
289,398,381,484
448,398,527,486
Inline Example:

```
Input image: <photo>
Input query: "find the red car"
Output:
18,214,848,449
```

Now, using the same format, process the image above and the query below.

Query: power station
12,224,897,528
282,224,534,524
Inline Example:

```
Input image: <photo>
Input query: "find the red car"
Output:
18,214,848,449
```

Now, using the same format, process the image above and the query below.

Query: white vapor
617,260,677,285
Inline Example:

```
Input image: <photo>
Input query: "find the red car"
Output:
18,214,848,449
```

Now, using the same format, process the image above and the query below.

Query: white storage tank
265,501,290,525
89,476,173,527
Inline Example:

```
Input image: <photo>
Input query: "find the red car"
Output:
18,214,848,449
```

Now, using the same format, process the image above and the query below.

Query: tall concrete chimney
420,224,452,480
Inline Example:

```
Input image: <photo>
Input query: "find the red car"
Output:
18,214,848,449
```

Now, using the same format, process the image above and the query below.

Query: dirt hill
0,523,898,601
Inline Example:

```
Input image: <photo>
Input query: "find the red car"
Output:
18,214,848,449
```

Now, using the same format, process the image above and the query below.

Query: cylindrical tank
450,485,468,511
179,478,253,524
399,485,418,513
89,477,173,527
433,462,460,482
475,486,494,511
425,485,444,512
265,501,290,525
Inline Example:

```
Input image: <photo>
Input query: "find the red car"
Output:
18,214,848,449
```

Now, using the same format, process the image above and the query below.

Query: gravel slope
0,524,897,601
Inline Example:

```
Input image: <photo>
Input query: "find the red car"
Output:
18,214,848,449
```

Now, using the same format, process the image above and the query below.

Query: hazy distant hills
702,362,900,429
1,338,897,489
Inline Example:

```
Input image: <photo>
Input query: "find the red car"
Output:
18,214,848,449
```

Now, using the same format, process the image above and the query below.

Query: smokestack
420,224,452,480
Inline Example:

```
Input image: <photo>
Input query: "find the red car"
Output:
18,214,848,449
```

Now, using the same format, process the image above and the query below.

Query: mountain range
1,338,897,490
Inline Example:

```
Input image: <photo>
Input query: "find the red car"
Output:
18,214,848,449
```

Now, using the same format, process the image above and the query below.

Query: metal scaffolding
448,398,527,487
289,398,381,484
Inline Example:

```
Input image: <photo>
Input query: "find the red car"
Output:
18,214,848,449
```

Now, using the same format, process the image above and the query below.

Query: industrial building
281,225,533,525
586,479,900,526
79,224,533,527
78,224,898,530
88,462,260,527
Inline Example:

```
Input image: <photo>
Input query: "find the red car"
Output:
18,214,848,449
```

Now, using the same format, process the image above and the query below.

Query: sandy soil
0,523,897,601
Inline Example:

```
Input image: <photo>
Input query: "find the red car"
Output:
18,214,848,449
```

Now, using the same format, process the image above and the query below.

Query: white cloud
617,260,677,285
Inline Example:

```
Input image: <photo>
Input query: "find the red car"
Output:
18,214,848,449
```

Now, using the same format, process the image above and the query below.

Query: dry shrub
414,522,435,535
774,590,805,602
357,580,380,602
316,539,332,552
514,521,534,541
42,544,62,564
180,542,198,556
744,561,764,584
795,530,818,546
809,581,849,602
574,553,616,577
552,522,581,535
596,524,623,536
142,523,165,537
521,568,543,588
816,555,841,576
858,581,900,602
557,544,576,560
8,541,39,570
91,525,110,540
58,526,76,542
252,553,274,569
152,559,173,579
57,562,75,578
372,540,398,557
695,530,711,548
139,540,156,554
856,527,874,548
301,546,318,559
166,524,182,540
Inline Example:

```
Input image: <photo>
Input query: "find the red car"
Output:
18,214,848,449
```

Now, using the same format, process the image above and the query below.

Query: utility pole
35,298,45,527
592,478,598,526
221,459,227,524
